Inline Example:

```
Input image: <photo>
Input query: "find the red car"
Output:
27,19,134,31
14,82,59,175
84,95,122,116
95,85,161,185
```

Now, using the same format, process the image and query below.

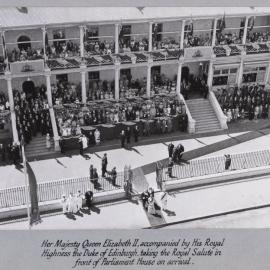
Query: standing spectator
120,130,125,148
168,142,174,158
101,153,108,177
126,127,131,145
177,144,185,161
141,190,149,209
134,126,139,143
93,168,99,189
61,194,68,214
46,133,51,150
225,154,231,170
79,136,83,155
147,196,156,215
89,164,94,181
111,166,117,186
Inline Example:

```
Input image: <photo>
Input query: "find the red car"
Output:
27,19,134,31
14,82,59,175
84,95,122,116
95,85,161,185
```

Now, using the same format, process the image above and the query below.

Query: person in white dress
160,191,168,211
76,190,83,212
67,193,76,213
46,133,51,149
61,194,68,214
147,196,156,215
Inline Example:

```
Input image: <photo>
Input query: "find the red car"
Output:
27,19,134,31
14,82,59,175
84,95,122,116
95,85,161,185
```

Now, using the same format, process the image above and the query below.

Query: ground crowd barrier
162,149,270,181
0,171,125,209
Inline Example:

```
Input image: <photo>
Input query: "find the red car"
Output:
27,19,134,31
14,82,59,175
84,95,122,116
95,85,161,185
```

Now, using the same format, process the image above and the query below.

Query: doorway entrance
22,80,35,99
17,36,31,51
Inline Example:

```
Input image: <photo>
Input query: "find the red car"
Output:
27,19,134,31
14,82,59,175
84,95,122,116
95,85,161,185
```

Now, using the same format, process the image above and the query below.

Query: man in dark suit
101,153,108,177
85,190,93,209
126,127,131,145
120,130,125,148
168,142,174,158
134,126,139,143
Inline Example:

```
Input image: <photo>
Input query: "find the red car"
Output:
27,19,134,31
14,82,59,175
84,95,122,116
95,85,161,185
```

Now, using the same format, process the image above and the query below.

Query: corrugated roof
0,7,270,28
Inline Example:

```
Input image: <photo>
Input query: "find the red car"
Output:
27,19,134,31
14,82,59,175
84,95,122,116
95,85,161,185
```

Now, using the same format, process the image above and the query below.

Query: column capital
41,26,46,32
179,56,185,64
79,25,86,29
4,71,12,80
80,63,87,70
44,67,51,76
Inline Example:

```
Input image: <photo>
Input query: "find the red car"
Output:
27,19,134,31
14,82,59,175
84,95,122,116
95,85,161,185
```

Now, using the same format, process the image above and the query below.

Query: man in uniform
120,130,125,148
101,153,108,177
168,142,174,158
168,158,174,178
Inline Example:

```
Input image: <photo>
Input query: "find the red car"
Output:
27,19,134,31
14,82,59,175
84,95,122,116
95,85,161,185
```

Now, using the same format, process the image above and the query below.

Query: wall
0,79,7,95
160,64,178,80
5,28,43,52
182,62,201,76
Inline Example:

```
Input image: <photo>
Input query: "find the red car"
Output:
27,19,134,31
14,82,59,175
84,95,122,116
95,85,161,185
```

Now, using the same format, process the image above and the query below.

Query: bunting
1,33,8,65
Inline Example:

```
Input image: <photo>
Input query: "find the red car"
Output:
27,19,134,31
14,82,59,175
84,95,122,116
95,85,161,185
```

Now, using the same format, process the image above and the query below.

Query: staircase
25,133,55,159
185,98,221,133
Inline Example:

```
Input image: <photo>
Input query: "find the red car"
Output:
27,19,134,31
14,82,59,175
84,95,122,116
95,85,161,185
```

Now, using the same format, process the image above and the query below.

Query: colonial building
0,7,270,154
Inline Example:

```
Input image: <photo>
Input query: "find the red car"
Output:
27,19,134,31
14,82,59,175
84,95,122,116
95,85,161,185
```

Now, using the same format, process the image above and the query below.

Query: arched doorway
17,36,31,51
22,80,35,99
181,66,189,83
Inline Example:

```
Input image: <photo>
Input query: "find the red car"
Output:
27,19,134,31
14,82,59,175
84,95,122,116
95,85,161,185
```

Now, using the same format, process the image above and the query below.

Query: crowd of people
52,80,81,105
216,32,242,45
181,76,209,99
13,87,53,144
184,33,212,47
55,94,186,138
120,38,148,53
46,40,80,59
88,80,115,101
246,31,270,43
7,47,44,62
84,40,115,56
215,84,270,122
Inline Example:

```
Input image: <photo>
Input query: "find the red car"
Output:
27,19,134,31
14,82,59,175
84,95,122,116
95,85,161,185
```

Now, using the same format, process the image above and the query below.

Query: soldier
101,153,108,177
133,126,139,143
168,142,174,158
120,130,125,148
168,158,174,178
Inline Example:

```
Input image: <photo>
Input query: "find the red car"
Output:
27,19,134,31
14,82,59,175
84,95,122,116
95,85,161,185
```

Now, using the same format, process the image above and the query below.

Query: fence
162,149,270,181
0,172,125,209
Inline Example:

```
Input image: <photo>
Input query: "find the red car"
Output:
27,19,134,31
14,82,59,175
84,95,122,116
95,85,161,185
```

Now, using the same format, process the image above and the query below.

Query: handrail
177,92,196,133
208,91,228,129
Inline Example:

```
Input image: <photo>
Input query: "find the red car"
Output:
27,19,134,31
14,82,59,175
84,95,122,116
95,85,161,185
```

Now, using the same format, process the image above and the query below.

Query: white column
6,72,19,143
180,20,186,50
176,61,183,95
238,59,244,87
81,70,87,104
79,25,85,58
42,26,47,62
242,16,249,45
212,18,218,47
265,62,270,85
207,60,214,89
45,68,53,107
115,23,119,54
115,62,120,99
146,64,152,97
148,22,153,52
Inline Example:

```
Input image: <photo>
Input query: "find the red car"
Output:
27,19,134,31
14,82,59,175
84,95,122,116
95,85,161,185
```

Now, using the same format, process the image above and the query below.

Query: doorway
22,80,35,99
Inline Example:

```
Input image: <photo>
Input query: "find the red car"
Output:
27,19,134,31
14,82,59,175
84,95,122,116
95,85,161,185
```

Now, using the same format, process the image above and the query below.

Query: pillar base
54,138,61,152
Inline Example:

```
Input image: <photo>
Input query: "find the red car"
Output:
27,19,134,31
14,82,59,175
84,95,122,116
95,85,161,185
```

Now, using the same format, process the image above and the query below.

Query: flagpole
21,141,31,230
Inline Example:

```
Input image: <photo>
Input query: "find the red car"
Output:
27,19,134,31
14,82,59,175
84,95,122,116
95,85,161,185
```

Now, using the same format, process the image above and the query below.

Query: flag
1,34,8,65
248,16,255,31
220,13,226,32
16,7,28,14
190,20,194,36
136,7,145,14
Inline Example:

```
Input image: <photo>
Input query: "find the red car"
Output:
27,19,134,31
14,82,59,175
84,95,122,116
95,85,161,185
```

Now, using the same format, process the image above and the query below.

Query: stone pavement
1,174,270,229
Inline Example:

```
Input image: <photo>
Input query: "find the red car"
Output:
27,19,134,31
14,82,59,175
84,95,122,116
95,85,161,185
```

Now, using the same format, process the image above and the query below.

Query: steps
25,133,55,159
186,98,222,133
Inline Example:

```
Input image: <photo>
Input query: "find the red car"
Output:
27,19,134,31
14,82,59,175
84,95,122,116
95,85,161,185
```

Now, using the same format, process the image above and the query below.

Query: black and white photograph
0,3,270,234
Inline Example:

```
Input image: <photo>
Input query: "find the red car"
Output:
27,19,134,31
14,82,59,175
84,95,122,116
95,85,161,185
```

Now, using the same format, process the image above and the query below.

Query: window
152,65,161,75
86,27,99,42
53,29,66,48
242,73,257,83
88,71,100,81
213,76,228,86
221,69,229,74
230,68,237,74
120,69,131,77
214,70,221,75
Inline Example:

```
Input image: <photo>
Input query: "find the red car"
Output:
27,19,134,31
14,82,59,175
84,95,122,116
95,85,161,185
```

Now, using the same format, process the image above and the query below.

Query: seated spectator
8,47,44,62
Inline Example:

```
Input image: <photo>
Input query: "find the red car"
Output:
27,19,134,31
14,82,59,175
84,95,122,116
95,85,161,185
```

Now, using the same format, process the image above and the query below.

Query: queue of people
215,84,270,122
13,88,53,144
